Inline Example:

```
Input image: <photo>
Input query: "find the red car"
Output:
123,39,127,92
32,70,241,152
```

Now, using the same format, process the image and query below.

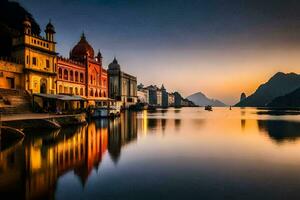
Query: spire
97,49,102,58
113,56,118,63
81,31,86,40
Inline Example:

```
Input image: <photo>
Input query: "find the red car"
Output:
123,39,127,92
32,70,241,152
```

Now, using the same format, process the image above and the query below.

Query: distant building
161,84,169,108
174,92,182,107
108,57,137,108
168,93,175,107
137,84,149,103
147,85,158,105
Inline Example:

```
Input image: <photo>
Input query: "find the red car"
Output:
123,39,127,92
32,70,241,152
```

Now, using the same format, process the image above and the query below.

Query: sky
16,0,300,104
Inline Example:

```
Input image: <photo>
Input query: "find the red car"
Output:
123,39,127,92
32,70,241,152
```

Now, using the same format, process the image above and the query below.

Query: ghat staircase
0,88,32,114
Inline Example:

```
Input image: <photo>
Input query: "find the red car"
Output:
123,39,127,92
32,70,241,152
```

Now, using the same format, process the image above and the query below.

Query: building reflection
108,111,137,163
0,111,137,199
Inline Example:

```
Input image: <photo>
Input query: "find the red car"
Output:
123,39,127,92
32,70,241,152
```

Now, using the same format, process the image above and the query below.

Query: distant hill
0,0,40,57
235,72,300,107
267,87,300,107
187,92,226,107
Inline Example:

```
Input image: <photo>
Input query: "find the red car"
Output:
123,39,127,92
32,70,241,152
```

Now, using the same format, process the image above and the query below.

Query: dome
45,20,55,33
23,16,31,27
108,57,120,70
70,33,94,59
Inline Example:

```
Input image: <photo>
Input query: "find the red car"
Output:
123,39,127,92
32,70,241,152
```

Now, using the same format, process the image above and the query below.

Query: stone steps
0,88,32,114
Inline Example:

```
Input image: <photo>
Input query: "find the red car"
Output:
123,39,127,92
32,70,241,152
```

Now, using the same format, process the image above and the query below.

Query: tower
96,50,102,66
23,16,31,35
45,20,56,42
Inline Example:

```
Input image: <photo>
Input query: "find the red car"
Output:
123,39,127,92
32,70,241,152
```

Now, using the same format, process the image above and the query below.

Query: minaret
45,20,56,42
96,50,102,66
23,16,31,35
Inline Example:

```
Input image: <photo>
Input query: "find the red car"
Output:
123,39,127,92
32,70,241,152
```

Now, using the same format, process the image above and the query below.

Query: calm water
1,108,300,199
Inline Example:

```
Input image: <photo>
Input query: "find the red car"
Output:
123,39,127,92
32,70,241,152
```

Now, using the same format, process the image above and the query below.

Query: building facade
168,93,175,107
108,58,137,108
0,58,23,89
57,57,86,96
11,18,57,94
56,33,108,103
69,34,108,101
137,84,149,103
161,84,168,108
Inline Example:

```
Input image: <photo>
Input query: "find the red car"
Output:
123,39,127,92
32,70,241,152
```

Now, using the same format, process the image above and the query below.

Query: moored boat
204,105,213,111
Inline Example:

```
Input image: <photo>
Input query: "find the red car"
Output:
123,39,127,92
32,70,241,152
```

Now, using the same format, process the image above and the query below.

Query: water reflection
3,108,300,199
0,111,137,200
258,120,300,143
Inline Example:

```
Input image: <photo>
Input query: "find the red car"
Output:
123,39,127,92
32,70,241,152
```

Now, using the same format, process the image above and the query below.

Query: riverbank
1,113,86,129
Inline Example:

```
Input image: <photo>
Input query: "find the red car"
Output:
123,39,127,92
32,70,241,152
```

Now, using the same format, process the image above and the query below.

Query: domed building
108,57,137,108
70,33,94,61
56,33,107,103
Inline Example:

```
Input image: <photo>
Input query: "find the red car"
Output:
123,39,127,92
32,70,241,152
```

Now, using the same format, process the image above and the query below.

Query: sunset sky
16,0,300,104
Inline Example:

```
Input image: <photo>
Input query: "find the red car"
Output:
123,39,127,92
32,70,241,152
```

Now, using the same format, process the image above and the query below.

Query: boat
204,105,213,111
89,99,121,118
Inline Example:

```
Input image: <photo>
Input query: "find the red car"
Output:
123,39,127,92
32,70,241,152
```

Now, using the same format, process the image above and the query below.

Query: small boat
205,105,213,111
90,99,121,118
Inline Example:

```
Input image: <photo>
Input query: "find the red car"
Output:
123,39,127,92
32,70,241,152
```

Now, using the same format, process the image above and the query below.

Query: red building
57,33,108,103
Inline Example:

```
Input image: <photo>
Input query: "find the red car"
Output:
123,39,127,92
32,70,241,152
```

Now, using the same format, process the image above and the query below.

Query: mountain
267,87,300,107
235,72,300,107
187,92,226,107
0,0,40,57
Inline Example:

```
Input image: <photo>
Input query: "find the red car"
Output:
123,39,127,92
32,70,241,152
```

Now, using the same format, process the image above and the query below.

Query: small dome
45,20,55,33
70,33,94,59
23,16,31,27
108,57,120,70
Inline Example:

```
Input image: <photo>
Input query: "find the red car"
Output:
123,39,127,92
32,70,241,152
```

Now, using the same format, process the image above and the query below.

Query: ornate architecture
11,18,57,94
57,33,108,102
108,57,137,108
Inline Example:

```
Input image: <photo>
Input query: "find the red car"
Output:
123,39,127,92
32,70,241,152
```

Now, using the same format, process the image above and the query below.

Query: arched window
90,88,93,96
70,70,74,81
90,75,93,84
103,91,106,97
64,69,68,80
58,68,62,79
80,88,83,96
99,90,102,97
75,87,78,95
80,73,84,83
95,90,98,97
75,71,78,82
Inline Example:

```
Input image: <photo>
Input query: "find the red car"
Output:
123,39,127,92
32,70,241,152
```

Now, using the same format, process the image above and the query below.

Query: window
103,91,106,97
46,59,50,68
59,85,62,93
75,87,78,95
32,57,37,65
80,73,84,83
64,69,68,80
95,90,98,97
26,56,29,64
70,87,73,94
70,70,74,81
64,87,68,93
58,68,62,79
75,71,78,82
90,88,93,96
90,75,93,84
80,88,83,96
